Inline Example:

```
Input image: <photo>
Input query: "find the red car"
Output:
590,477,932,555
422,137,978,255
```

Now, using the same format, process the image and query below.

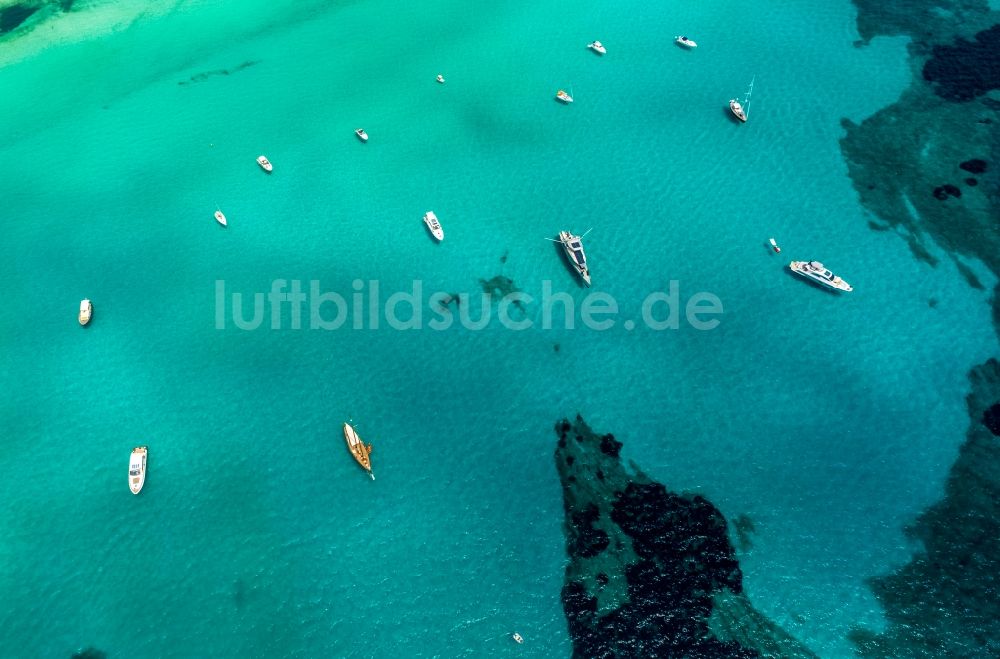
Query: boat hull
256,156,273,172
214,211,227,226
729,100,747,122
343,423,373,475
559,231,592,287
423,212,444,241
355,130,369,142
675,37,697,48
129,446,147,494
79,299,92,326
789,261,852,292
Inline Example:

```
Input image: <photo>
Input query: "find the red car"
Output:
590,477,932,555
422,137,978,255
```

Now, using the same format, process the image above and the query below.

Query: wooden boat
129,446,147,494
78,299,92,326
343,422,374,480
355,128,369,142
256,155,273,172
214,209,227,226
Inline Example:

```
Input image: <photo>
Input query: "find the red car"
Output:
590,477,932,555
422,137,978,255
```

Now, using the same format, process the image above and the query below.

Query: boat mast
743,75,755,116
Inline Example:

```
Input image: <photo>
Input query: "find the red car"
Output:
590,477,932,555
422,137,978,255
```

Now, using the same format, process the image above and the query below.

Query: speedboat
675,35,698,48
789,261,853,292
256,155,273,172
587,41,606,55
556,89,573,103
423,211,444,241
512,633,524,644
769,238,781,253
436,74,445,84
355,128,369,142
343,422,374,480
129,446,147,494
558,230,591,286
214,209,227,226
729,98,747,122
78,299,92,326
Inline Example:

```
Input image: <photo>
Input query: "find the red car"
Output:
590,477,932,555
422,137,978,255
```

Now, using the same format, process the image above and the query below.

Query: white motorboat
214,209,227,226
587,41,606,55
675,35,698,48
78,299,92,326
423,211,444,241
355,128,369,142
789,260,853,292
256,155,273,172
512,633,524,644
769,238,781,253
556,89,574,103
436,74,445,84
129,446,147,494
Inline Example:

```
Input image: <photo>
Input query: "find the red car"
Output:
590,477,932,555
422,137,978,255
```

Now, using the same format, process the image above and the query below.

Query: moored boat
78,299,92,326
256,155,273,172
214,209,227,226
769,238,781,253
729,75,754,123
355,128,369,142
675,35,698,48
555,89,573,103
423,211,444,241
512,633,524,644
129,446,147,494
436,74,445,83
789,260,853,292
587,41,606,55
343,422,374,480
557,230,592,286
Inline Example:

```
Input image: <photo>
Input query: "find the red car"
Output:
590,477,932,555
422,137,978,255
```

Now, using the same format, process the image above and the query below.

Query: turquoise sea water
1,1,997,657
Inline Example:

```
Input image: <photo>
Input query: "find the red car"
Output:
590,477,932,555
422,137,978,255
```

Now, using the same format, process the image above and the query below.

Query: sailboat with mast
729,75,755,123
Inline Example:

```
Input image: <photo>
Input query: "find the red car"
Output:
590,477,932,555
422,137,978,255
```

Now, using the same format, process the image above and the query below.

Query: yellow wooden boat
343,422,374,480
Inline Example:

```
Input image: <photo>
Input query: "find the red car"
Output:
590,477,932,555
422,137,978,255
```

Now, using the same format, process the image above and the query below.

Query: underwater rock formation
555,415,817,659
850,359,1000,657
0,3,40,34
842,0,1000,339
70,648,106,659
923,25,1000,102
178,60,259,85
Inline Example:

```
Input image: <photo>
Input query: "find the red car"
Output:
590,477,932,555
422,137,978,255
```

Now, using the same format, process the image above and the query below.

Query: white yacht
256,155,273,172
789,261,853,292
556,89,573,103
214,209,227,226
78,299,92,326
355,128,369,142
730,75,754,123
129,446,147,494
558,230,591,286
675,35,698,48
423,211,444,241
436,74,445,84
587,41,606,55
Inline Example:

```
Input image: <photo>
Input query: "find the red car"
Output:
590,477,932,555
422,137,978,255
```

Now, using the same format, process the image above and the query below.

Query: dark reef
0,4,39,34
983,402,1000,436
959,159,988,174
932,184,962,200
70,649,106,659
555,415,816,658
178,61,259,86
923,25,1000,102
850,359,1000,657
